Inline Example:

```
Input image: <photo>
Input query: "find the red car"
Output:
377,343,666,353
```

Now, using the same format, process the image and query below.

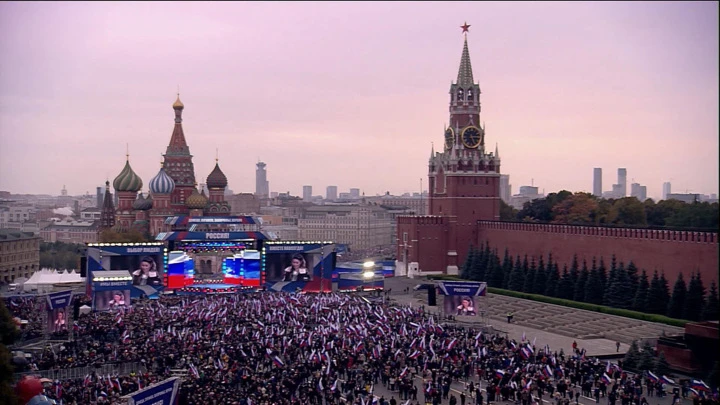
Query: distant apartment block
349,188,360,199
0,229,40,282
228,193,261,215
40,219,100,244
667,193,701,204
298,204,392,250
365,193,428,216
617,168,627,197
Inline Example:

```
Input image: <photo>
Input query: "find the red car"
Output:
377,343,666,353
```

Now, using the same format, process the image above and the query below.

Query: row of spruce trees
460,242,719,321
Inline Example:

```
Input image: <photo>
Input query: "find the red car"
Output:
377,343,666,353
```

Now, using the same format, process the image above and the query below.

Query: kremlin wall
396,30,719,285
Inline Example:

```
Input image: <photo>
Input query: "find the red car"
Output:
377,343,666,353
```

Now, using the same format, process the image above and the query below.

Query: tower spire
456,27,475,87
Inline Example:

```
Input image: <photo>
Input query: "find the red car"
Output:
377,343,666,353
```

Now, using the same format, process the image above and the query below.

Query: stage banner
437,281,487,296
123,377,180,405
46,290,73,309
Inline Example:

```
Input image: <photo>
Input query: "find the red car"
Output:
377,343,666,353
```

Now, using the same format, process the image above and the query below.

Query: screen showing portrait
47,307,69,334
262,242,336,292
108,254,164,287
444,295,478,316
93,290,131,311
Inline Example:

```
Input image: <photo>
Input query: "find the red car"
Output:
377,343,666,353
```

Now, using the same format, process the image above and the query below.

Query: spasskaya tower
397,23,501,276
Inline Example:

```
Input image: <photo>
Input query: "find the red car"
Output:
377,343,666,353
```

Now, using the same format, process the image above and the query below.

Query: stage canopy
155,231,269,241
23,269,84,292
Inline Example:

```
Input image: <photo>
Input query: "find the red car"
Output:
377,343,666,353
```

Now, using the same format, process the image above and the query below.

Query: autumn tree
608,197,648,226
551,192,598,225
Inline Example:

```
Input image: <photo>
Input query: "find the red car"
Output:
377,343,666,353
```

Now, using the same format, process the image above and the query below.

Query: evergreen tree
461,245,475,279
633,270,650,312
659,273,671,307
0,301,19,404
524,257,536,294
585,257,604,305
508,255,525,292
597,256,608,300
545,261,560,297
626,262,639,297
605,254,619,305
501,249,513,289
647,271,666,315
473,242,488,281
654,352,671,377
638,341,656,372
684,272,706,321
557,264,573,300
568,255,580,301
533,255,547,295
623,340,641,371
667,272,688,319
490,250,504,288
608,262,633,310
574,260,589,302
703,281,719,321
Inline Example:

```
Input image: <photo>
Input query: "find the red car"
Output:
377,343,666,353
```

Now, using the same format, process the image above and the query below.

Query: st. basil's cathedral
104,95,231,237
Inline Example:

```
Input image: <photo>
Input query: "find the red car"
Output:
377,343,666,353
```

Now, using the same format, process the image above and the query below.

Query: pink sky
0,2,717,201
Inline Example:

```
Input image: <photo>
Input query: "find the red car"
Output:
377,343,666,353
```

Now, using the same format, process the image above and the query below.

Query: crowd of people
5,292,718,405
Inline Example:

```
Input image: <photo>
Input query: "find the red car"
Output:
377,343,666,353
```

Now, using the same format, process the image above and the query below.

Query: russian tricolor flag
601,373,612,384
495,369,506,379
661,375,675,385
272,356,285,368
646,371,659,383
447,338,458,350
690,379,710,392
543,365,553,378
399,366,409,379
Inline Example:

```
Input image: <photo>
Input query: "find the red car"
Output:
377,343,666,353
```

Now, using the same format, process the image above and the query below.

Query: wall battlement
477,221,718,244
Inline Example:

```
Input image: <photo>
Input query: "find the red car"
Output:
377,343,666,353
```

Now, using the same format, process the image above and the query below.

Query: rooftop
0,229,39,241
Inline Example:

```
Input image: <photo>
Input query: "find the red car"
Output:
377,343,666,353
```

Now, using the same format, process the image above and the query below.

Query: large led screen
86,243,167,298
262,242,336,292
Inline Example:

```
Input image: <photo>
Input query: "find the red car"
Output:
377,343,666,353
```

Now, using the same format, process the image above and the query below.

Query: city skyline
0,2,717,201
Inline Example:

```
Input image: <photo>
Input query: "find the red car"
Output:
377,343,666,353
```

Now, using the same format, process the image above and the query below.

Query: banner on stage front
437,281,487,296
47,290,73,309
123,377,179,405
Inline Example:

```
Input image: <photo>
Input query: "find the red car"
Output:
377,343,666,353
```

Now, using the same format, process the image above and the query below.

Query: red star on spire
460,22,471,33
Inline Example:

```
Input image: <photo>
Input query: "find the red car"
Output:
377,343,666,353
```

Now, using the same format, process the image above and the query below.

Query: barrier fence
13,361,147,383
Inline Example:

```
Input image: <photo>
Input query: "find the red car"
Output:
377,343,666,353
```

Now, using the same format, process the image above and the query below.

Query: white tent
79,305,91,315
22,269,84,292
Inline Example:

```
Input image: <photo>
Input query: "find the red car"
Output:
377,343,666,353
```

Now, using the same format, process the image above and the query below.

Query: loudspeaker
79,256,87,278
73,299,81,319
428,287,437,306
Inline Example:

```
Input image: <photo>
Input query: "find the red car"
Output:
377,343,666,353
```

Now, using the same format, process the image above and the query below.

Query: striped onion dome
132,192,153,211
149,167,176,194
186,187,208,209
113,159,143,192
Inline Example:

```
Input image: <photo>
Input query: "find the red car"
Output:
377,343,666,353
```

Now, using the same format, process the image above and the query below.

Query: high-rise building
61,185,68,196
499,175,511,203
349,188,360,199
593,168,602,197
662,182,672,201
630,183,647,202
96,186,103,208
326,186,338,201
617,168,627,197
255,162,269,198
302,185,312,202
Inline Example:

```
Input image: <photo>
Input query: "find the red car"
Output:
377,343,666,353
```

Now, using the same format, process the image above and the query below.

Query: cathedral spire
456,23,475,87
166,93,191,156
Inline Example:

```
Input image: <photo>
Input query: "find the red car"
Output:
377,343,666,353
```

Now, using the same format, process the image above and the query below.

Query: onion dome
149,167,176,194
113,159,143,192
173,94,184,109
186,187,208,209
206,162,228,189
132,192,153,211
